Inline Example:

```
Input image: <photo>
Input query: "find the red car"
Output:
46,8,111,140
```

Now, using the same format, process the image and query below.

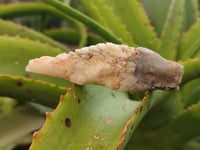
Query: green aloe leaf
148,100,200,150
0,105,45,150
0,19,68,52
41,0,123,44
180,58,200,86
142,0,171,37
178,21,200,60
104,0,159,50
0,2,87,48
158,0,185,60
0,35,71,87
30,85,151,150
182,0,199,32
181,79,200,109
44,29,105,46
0,75,67,107
80,0,136,46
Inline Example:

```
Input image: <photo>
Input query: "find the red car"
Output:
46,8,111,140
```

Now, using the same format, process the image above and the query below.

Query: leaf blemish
65,118,71,127
16,81,23,87
111,92,115,98
93,134,100,140
140,106,143,112
78,98,81,104
131,123,134,130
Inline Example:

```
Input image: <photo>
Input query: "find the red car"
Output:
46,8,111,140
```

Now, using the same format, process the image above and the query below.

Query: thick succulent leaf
142,0,171,37
44,29,105,46
182,0,199,32
80,0,136,46
148,100,200,150
104,0,159,50
41,0,123,44
0,35,71,87
0,75,67,107
158,0,185,60
178,21,200,60
0,105,45,150
30,85,151,150
183,136,200,150
136,91,182,131
180,57,200,86
0,19,68,52
125,129,158,150
181,79,200,109
0,2,87,49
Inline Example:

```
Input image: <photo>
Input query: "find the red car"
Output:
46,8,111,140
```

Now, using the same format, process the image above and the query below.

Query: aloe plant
0,0,200,150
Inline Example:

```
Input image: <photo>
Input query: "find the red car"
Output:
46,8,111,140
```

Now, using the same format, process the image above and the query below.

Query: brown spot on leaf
104,120,112,124
65,118,71,127
17,82,23,87
93,134,100,140
24,74,30,78
38,139,42,143
78,98,81,104
111,92,115,98
140,106,143,112
26,89,31,93
119,106,125,109
131,123,134,130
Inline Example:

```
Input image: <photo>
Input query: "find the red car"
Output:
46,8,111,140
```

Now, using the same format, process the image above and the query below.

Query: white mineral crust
26,42,184,93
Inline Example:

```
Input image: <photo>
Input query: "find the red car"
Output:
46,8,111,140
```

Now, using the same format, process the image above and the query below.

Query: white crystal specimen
26,42,184,93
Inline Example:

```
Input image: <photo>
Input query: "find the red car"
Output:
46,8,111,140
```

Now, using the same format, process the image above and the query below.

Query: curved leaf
0,75,67,107
80,0,136,46
0,105,45,150
0,35,71,87
148,100,200,150
158,0,185,60
180,57,200,86
0,2,87,48
0,19,68,52
142,0,171,36
30,85,151,150
105,0,159,50
178,21,200,60
40,0,123,44
44,29,105,46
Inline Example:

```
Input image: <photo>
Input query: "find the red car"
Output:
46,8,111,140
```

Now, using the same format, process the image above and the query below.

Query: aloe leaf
148,100,200,150
125,129,158,150
30,84,151,150
0,105,45,150
180,58,200,86
40,0,123,44
104,0,159,50
0,75,67,107
142,0,171,36
0,35,71,87
158,0,185,60
44,29,105,46
178,21,200,60
79,0,108,27
183,0,199,31
0,19,68,51
137,91,182,131
182,0,199,32
80,0,136,46
181,79,200,109
0,2,87,48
